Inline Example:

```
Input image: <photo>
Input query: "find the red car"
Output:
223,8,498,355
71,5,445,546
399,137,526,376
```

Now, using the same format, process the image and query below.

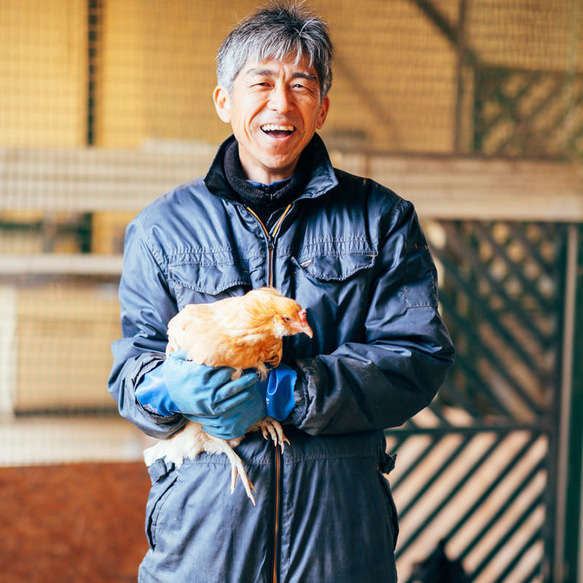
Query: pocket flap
294,238,376,282
168,252,251,295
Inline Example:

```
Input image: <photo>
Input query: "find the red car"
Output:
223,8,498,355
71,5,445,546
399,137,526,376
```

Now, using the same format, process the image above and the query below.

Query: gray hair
216,1,334,99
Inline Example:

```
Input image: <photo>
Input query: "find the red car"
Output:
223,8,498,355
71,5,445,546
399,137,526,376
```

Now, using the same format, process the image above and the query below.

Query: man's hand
162,350,267,440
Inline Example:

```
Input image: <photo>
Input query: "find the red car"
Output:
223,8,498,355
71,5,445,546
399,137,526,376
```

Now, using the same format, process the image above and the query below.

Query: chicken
143,287,313,504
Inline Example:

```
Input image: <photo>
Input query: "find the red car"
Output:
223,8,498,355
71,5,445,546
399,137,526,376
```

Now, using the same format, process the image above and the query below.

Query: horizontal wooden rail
1,145,583,220
0,144,216,212
337,151,583,221
0,254,123,275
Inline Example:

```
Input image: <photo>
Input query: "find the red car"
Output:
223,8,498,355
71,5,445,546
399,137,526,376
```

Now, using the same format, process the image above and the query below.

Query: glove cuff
135,363,177,417
266,364,297,421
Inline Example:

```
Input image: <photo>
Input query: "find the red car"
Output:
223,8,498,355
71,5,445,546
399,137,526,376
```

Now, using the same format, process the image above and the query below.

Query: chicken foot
252,417,290,452
206,435,258,505
218,418,289,505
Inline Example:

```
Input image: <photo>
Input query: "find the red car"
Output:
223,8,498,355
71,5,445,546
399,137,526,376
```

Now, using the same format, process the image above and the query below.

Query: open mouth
261,124,295,138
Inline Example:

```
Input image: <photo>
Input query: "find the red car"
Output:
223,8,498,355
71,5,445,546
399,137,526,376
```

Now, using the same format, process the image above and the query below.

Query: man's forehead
241,56,319,81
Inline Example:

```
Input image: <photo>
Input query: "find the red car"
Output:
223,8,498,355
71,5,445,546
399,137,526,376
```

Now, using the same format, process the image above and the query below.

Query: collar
203,133,339,205
246,177,292,193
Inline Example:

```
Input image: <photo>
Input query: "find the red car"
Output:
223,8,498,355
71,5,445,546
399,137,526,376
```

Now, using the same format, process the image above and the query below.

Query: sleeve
107,218,188,439
288,199,455,436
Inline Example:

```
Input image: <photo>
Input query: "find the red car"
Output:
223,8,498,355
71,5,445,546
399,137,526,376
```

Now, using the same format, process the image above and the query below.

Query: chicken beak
298,309,313,338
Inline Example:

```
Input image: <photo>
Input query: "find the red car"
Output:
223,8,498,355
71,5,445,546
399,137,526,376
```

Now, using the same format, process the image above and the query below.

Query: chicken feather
144,287,313,504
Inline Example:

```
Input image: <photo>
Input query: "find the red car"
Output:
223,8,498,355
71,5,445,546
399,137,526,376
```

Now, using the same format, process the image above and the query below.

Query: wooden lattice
473,67,583,158
387,221,568,583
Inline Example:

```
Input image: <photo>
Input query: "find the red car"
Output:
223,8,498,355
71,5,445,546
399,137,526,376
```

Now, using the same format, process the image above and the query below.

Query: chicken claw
209,436,257,505
228,453,257,505
255,417,290,453
223,448,257,506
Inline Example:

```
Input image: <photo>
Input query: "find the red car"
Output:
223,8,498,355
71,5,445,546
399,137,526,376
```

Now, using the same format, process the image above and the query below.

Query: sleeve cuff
266,364,297,421
135,362,177,417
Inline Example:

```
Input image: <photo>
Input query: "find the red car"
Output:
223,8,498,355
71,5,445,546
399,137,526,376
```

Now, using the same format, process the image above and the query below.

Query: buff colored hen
144,287,312,504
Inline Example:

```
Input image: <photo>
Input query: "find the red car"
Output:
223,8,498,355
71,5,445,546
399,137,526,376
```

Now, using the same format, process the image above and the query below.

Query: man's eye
293,83,317,95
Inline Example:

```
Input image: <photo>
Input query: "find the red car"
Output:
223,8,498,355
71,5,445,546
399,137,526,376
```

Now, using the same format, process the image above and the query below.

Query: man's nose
268,85,293,113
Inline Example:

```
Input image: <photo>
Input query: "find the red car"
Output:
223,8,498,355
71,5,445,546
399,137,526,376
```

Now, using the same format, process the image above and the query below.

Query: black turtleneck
223,140,312,225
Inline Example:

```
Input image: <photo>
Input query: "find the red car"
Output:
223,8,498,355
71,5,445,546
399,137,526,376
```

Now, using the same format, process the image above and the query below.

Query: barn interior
1,1,582,581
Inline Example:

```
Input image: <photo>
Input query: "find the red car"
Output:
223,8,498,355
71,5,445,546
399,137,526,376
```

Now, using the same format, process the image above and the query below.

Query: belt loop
147,458,175,484
380,452,397,475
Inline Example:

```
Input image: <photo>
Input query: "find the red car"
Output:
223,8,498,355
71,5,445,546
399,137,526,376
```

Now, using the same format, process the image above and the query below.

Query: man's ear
316,95,330,130
213,86,231,123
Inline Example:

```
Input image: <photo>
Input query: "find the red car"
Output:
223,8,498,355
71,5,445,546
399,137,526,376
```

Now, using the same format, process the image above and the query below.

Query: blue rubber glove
134,362,177,417
136,350,267,440
135,353,296,432
265,363,297,421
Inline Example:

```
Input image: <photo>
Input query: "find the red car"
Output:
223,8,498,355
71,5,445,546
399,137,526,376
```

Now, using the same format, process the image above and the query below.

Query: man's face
214,54,330,184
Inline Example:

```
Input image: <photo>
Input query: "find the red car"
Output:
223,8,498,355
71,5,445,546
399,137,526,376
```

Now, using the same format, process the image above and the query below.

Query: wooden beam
0,253,123,275
363,154,583,222
1,146,583,221
0,145,216,212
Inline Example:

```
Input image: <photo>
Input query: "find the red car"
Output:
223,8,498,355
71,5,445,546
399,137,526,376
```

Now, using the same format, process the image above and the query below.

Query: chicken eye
282,315,293,323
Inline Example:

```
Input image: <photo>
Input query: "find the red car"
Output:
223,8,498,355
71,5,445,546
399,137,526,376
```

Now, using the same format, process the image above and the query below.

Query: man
108,3,455,582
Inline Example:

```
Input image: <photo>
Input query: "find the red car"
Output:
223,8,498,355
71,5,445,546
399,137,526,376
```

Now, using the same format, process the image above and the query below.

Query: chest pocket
168,251,252,308
292,237,377,283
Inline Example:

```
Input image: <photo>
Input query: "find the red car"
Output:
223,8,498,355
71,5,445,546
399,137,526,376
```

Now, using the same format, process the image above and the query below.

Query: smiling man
109,3,454,582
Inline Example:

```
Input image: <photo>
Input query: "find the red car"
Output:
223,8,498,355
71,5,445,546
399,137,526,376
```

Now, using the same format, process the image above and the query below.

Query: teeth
261,124,294,132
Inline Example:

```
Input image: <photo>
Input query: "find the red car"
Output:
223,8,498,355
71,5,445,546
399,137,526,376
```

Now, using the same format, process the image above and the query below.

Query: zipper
245,203,292,583
272,447,282,583
246,204,293,287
